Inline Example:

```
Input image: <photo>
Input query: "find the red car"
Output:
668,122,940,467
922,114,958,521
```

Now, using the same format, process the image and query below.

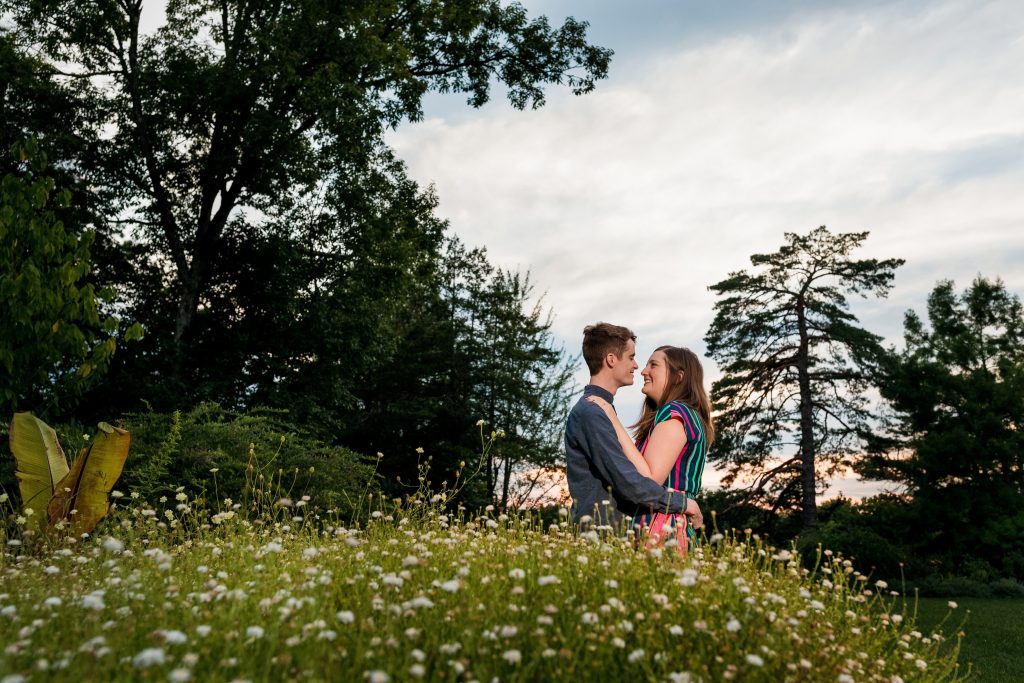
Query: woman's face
640,350,675,401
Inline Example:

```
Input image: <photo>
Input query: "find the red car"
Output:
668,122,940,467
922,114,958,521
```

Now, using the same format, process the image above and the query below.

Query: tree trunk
500,451,512,510
795,297,819,529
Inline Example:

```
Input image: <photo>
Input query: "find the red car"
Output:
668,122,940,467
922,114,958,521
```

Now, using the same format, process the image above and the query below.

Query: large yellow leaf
9,412,70,529
47,422,130,534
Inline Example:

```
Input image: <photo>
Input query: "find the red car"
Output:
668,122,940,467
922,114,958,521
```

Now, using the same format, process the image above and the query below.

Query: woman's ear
676,370,685,384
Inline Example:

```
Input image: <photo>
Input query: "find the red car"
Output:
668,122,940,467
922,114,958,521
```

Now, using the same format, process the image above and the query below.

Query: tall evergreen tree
475,270,575,508
341,238,574,509
705,227,903,529
863,277,1024,578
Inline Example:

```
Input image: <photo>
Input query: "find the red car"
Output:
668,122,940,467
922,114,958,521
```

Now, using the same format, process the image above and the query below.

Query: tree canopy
862,277,1024,579
2,1,601,507
3,0,612,358
0,140,141,418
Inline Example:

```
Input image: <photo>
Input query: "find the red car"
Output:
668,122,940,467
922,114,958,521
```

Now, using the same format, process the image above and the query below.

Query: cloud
388,0,1024,488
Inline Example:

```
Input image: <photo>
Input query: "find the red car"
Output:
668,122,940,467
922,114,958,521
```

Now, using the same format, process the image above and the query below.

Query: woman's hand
586,395,654,478
585,394,617,420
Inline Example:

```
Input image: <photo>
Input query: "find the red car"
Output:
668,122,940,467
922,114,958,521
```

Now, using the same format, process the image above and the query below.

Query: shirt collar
583,384,615,403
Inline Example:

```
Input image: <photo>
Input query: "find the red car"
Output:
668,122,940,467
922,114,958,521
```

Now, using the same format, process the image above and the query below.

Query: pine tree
705,227,903,529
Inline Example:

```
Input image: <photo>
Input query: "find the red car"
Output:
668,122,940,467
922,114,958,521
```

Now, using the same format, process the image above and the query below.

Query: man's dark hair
582,322,637,375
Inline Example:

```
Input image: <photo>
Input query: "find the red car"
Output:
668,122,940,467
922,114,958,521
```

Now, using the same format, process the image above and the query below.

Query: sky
386,0,1024,499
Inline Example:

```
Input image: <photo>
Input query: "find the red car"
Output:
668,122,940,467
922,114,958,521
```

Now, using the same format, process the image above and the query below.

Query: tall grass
0,428,966,682
0,507,965,681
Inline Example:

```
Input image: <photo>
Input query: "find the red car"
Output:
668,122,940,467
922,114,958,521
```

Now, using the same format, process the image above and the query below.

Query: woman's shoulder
656,400,697,421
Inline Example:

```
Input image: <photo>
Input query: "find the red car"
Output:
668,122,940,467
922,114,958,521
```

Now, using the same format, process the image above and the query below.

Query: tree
474,269,575,509
705,227,904,529
4,0,611,376
862,277,1024,579
337,238,575,509
83,141,447,425
0,140,140,418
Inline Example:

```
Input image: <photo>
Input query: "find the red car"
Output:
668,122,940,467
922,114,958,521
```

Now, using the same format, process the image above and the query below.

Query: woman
587,345,714,555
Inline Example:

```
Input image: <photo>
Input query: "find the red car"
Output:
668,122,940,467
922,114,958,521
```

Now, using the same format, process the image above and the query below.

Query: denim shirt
564,385,688,525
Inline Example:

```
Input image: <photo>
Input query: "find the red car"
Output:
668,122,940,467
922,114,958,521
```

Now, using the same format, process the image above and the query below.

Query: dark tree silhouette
705,227,903,529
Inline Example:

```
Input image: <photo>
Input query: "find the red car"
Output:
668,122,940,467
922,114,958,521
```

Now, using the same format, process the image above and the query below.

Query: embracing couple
565,322,715,555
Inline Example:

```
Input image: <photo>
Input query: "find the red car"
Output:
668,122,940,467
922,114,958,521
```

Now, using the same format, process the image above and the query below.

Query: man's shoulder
568,396,606,422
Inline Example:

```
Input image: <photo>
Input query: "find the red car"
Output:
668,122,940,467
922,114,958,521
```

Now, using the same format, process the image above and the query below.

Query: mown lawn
915,597,1024,682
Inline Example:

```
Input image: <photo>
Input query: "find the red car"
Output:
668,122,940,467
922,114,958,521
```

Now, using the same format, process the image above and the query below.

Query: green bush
990,578,1024,598
116,403,380,521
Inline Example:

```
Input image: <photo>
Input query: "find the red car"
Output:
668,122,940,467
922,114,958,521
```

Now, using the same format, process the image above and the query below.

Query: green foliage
4,0,611,360
799,497,909,579
118,404,379,520
4,4,587,488
861,277,1024,580
705,226,904,528
342,238,576,509
0,141,139,418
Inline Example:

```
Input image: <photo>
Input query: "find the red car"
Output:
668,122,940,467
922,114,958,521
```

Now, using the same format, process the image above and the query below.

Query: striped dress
632,401,708,555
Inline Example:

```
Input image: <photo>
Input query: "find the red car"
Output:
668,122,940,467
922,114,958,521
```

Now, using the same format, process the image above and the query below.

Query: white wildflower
132,648,166,669
102,537,124,553
162,630,188,645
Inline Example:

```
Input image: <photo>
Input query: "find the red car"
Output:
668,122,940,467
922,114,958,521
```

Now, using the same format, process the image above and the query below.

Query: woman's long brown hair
630,346,715,446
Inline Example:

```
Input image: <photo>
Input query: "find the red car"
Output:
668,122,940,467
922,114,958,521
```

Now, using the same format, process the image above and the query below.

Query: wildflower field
0,492,966,683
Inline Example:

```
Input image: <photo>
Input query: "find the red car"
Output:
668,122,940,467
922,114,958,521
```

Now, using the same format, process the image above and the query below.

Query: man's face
609,339,638,388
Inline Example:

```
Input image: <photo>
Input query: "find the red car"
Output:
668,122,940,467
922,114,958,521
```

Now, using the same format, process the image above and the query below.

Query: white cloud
388,0,1024,493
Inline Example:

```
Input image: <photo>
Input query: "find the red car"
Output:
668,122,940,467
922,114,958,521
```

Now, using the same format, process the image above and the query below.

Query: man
565,322,703,529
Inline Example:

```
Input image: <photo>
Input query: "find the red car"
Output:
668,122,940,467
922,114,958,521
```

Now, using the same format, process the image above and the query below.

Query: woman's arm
586,397,688,485
587,397,652,477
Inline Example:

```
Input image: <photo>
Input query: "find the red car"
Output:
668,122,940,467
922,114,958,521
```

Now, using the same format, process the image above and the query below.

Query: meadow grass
915,597,1024,682
0,492,967,683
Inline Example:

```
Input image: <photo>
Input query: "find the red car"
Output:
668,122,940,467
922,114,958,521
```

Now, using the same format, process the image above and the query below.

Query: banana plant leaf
9,412,70,529
47,422,130,534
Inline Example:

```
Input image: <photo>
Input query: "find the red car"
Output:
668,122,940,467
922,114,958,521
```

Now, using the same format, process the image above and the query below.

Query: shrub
116,403,379,521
